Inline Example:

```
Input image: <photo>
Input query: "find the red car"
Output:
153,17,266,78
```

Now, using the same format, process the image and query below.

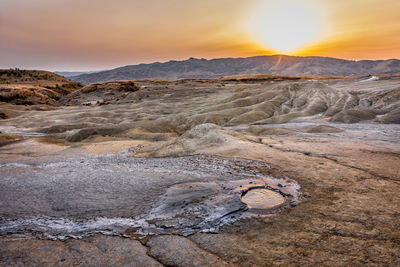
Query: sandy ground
1,77,400,266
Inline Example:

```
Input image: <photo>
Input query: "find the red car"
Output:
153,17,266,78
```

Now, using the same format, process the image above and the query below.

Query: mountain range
65,55,400,84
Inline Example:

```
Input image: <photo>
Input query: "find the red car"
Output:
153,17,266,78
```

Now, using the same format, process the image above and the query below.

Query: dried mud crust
0,134,399,266
186,145,400,266
0,235,163,267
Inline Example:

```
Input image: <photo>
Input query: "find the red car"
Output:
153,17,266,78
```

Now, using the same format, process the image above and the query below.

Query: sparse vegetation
0,69,82,105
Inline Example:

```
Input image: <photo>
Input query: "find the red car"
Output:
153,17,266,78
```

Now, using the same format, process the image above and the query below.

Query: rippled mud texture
1,75,400,144
1,76,400,266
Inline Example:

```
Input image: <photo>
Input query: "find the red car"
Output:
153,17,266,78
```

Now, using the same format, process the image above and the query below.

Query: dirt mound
60,81,140,105
375,108,400,124
138,123,248,157
63,125,133,142
0,133,22,146
248,125,295,135
305,125,344,133
38,124,92,134
331,109,376,123
0,87,60,105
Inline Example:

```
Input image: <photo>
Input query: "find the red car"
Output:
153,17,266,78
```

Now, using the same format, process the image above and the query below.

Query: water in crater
241,188,285,210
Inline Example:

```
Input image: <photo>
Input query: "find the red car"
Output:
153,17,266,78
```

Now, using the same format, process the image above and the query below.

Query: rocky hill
69,55,400,84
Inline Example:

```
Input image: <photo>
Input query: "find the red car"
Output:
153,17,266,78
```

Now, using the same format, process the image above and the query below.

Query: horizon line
2,54,400,73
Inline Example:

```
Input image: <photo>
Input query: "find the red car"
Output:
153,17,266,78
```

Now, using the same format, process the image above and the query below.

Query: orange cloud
0,0,399,70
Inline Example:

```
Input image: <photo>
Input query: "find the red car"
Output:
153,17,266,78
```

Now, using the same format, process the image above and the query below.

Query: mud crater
145,178,300,236
0,154,301,239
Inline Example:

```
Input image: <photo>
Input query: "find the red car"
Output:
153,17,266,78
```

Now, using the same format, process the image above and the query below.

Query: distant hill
0,69,79,85
69,55,400,84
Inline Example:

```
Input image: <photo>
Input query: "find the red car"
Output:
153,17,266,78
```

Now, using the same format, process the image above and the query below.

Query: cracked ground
1,77,400,266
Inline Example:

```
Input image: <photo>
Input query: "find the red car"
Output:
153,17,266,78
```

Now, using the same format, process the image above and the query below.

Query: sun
246,0,323,53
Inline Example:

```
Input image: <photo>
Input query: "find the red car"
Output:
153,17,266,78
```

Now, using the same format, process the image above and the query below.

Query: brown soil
0,69,82,105
60,80,140,105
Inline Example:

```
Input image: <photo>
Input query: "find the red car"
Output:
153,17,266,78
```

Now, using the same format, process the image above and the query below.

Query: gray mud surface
0,154,299,238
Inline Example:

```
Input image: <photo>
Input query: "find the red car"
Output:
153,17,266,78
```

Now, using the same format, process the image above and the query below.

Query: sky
1,0,399,71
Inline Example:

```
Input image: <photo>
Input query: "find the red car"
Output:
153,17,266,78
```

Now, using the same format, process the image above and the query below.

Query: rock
0,111,7,119
0,235,162,267
147,235,233,267
248,125,295,135
305,125,344,133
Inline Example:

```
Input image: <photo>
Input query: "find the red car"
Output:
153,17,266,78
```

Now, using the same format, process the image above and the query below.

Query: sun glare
246,0,324,53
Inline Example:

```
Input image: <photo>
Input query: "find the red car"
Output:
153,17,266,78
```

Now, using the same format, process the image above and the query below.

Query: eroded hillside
1,75,398,144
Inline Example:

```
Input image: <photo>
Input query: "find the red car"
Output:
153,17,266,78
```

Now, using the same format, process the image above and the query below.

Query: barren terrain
1,75,400,266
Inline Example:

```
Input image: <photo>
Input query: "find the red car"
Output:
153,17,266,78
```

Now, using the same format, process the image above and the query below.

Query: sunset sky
1,0,400,71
